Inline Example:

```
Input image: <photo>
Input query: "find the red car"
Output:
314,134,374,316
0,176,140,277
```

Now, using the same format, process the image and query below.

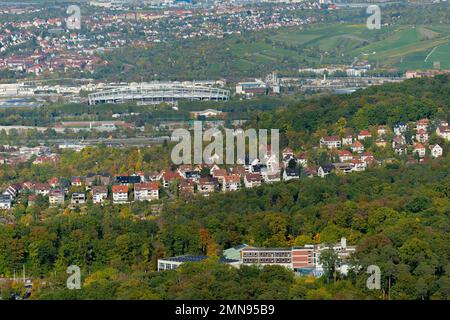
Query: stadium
88,82,230,105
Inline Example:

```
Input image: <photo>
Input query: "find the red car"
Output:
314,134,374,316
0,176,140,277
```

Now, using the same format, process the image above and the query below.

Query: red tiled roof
224,174,241,183
112,185,128,193
134,182,159,191
414,143,425,149
352,141,364,148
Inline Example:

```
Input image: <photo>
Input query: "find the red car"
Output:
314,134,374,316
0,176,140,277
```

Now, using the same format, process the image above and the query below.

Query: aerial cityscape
0,0,449,312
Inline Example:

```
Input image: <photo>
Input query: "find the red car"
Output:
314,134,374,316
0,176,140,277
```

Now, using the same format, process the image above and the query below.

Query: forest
0,75,449,300
0,155,448,300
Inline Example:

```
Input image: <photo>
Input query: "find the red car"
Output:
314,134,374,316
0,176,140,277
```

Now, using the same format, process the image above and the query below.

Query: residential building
429,144,443,158
338,150,353,162
320,136,341,149
49,190,65,205
296,153,308,167
71,192,86,205
85,173,111,188
436,125,450,140
394,123,407,135
197,177,218,195
179,180,195,198
92,186,108,204
262,171,280,183
222,175,241,192
351,141,364,153
283,167,300,181
342,135,353,146
134,182,159,201
34,183,51,196
416,129,429,143
357,130,372,140
413,143,426,158
375,138,387,148
0,194,12,209
377,125,387,136
48,177,60,188
281,147,294,159
318,164,333,178
351,159,366,172
333,163,354,174
244,173,263,188
416,118,430,131
112,185,128,204
162,171,182,188
71,177,83,187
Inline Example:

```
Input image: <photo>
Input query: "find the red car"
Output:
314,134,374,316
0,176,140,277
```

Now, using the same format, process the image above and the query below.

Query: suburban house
48,177,59,188
197,177,218,195
49,189,65,205
436,125,450,140
262,171,281,183
71,177,83,187
351,141,364,153
429,144,443,158
283,167,300,181
112,185,128,204
413,143,426,158
34,183,51,196
222,175,241,192
338,150,353,162
393,123,407,135
92,186,108,204
134,182,159,201
361,152,374,162
85,173,111,189
416,118,430,131
357,130,372,140
320,136,341,149
377,125,387,136
332,163,354,174
230,166,246,178
342,135,353,146
212,168,227,181
351,159,366,172
0,194,12,210
179,180,195,198
281,147,294,159
416,129,429,143
375,138,387,148
71,192,86,205
162,171,182,188
318,164,333,178
244,173,263,188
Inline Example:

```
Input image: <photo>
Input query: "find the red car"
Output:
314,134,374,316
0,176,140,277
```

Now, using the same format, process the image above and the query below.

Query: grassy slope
97,23,450,80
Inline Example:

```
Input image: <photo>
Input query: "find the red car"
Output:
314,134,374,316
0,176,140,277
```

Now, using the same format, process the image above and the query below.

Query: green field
98,23,450,81
270,24,450,70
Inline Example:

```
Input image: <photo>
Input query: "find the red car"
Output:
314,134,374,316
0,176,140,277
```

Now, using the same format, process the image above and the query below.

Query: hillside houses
320,136,341,149
0,116,447,212
134,182,159,202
